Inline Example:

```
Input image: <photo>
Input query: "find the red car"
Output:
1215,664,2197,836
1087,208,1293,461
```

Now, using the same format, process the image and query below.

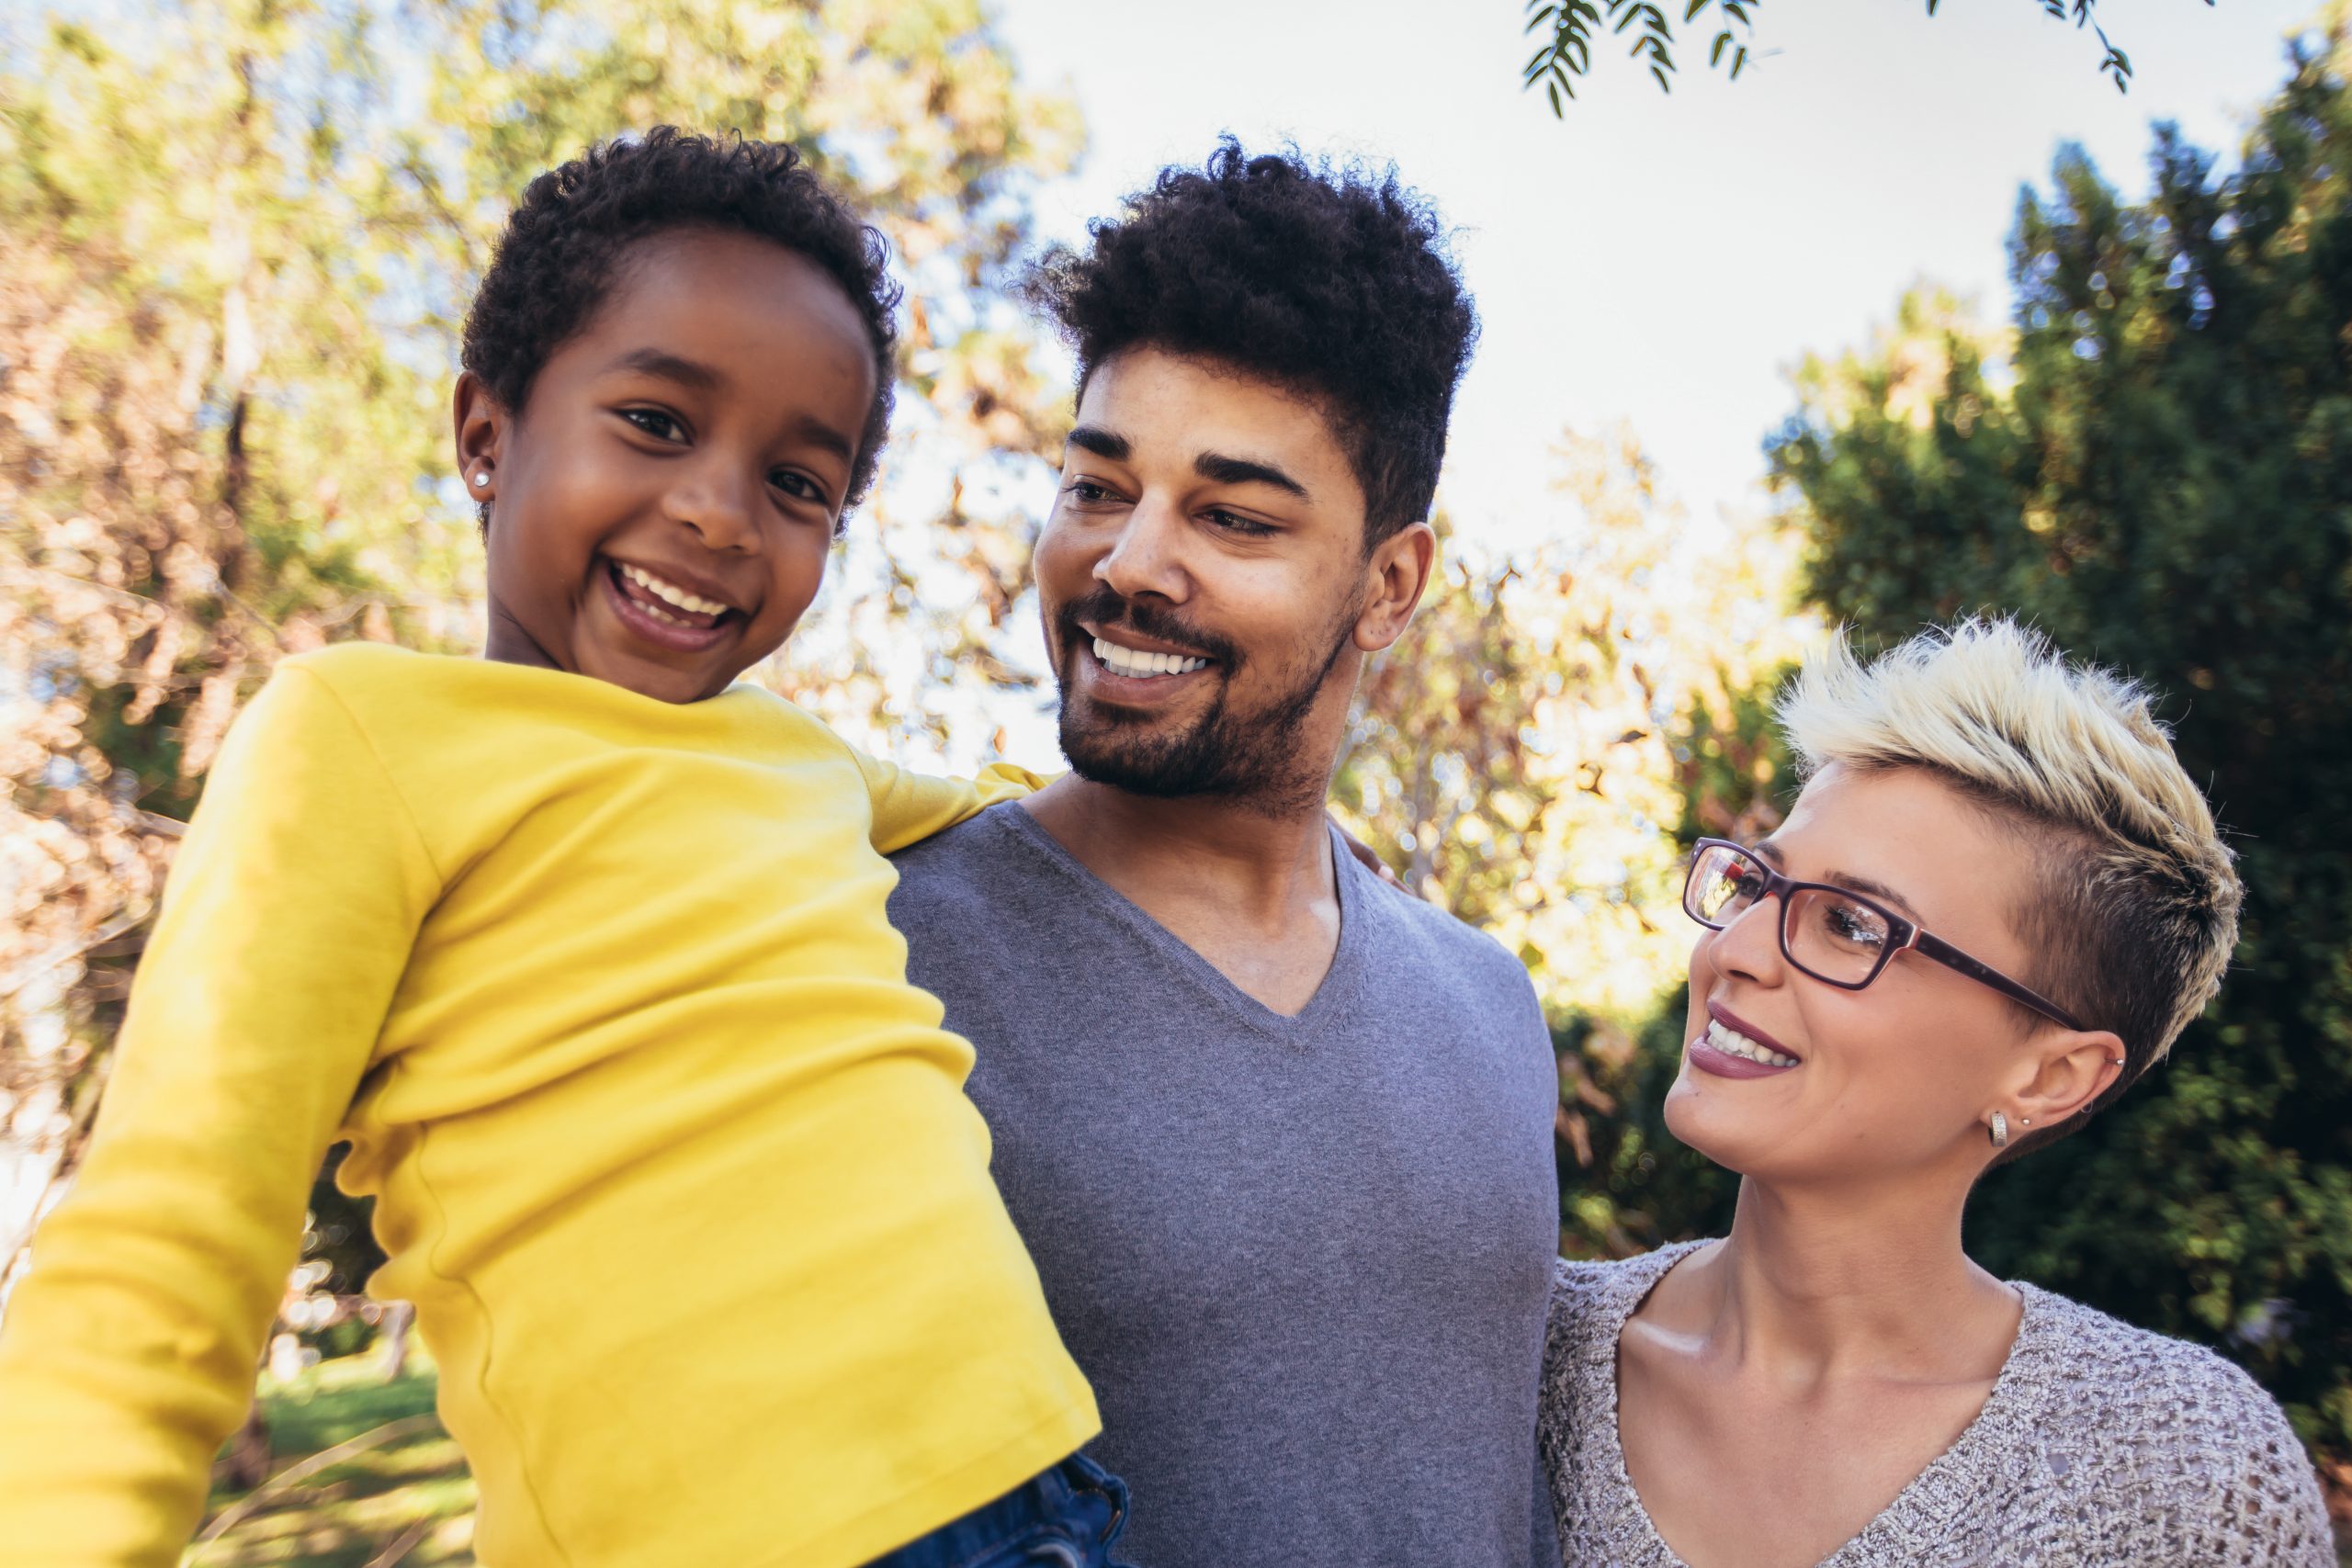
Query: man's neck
1021,774,1343,1014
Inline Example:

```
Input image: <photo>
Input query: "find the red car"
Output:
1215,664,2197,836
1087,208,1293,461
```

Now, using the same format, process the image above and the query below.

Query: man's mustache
1056,585,1242,671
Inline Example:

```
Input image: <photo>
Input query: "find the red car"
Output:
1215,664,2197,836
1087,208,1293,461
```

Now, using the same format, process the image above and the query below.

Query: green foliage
1766,14,2352,1465
1522,0,1753,111
1564,674,1789,1259
1520,0,2148,117
1574,997,1738,1247
201,1355,468,1566
1334,429,1811,1224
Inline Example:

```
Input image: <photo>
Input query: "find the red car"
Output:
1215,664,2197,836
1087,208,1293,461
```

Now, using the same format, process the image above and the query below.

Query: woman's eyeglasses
1680,838,2086,1031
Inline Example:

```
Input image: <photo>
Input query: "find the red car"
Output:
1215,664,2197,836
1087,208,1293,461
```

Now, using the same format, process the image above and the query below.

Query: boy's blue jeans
865,1453,1134,1568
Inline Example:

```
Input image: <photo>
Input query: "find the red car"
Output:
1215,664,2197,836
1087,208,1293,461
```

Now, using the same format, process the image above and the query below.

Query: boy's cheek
741,548,831,661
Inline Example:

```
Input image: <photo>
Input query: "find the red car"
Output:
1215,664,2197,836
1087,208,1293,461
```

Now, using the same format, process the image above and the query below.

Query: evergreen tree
1769,14,2352,1467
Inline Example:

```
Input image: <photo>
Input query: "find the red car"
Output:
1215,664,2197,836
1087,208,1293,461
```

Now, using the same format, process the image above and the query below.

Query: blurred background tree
0,0,1078,1310
1332,424,1808,1223
1764,9,2352,1469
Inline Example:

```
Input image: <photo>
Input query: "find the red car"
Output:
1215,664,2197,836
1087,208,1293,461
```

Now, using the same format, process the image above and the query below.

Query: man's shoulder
888,802,1038,914
1355,870,1540,1004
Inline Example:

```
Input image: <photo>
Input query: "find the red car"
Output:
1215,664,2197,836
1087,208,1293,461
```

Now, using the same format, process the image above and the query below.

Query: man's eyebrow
1066,424,1129,461
605,348,724,391
1753,840,1924,922
1194,451,1307,498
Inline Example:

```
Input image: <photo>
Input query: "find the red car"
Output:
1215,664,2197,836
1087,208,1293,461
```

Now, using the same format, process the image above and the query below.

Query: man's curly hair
461,127,900,518
1021,139,1476,547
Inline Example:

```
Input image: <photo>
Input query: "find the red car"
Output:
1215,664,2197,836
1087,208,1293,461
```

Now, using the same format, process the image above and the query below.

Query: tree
1520,0,2165,116
0,0,1082,1315
1,1,466,1289
1767,10,2352,1472
1334,424,1809,1247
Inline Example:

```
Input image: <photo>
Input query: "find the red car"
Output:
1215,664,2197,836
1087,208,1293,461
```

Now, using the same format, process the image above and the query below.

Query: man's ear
2009,1028,2128,1133
1352,521,1438,653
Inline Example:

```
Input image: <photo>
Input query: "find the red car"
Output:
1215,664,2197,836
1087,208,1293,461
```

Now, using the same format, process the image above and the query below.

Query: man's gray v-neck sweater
888,803,1562,1567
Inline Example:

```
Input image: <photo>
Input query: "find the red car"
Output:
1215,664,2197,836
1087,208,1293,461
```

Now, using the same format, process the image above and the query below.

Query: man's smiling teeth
1705,1020,1800,1068
619,562,729,618
1093,636,1208,677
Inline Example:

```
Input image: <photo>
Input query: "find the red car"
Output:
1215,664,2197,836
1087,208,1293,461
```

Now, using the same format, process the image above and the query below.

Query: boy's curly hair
1021,139,1476,547
462,127,901,516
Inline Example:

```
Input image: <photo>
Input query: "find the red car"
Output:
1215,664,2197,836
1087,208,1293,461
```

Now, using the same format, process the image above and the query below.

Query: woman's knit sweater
1540,1242,2336,1567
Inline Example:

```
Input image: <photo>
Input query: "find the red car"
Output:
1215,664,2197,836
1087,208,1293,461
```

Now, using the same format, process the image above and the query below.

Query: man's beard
1052,584,1355,818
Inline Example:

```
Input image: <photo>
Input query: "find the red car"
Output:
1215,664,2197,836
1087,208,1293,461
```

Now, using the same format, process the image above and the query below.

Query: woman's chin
1661,1080,1752,1175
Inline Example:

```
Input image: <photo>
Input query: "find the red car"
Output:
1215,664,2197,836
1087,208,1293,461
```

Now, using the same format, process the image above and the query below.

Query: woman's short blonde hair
1777,618,2242,1152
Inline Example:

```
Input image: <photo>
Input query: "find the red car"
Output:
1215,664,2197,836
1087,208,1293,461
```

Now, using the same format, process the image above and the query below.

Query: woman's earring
1988,1111,2009,1148
471,471,490,488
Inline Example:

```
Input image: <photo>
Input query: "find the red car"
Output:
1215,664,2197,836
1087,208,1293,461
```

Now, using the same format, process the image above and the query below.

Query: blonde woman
1540,620,2335,1567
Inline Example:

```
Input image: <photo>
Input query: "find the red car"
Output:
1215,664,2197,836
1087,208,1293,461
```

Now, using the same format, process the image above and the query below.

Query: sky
989,0,2319,544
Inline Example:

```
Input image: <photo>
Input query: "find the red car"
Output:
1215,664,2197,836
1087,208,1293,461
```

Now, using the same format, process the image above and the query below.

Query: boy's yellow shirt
0,644,1098,1568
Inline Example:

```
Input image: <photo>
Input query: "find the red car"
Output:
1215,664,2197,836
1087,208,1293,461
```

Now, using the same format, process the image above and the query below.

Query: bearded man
888,142,1561,1567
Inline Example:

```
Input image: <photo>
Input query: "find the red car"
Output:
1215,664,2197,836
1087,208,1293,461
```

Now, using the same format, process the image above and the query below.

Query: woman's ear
1352,521,1437,653
2009,1028,2129,1132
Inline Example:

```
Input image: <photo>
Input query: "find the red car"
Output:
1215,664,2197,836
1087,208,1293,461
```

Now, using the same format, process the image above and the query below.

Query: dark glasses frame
1683,837,2087,1032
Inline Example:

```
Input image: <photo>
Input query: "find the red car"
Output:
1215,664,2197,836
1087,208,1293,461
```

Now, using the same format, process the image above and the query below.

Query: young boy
0,130,1125,1568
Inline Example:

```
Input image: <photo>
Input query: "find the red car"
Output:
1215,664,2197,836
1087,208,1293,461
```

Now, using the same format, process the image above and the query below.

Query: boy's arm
849,745,1050,856
0,664,438,1566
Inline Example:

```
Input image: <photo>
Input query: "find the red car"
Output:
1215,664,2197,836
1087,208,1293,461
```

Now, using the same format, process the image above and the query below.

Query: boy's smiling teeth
1093,636,1208,678
1704,1020,1801,1068
617,561,729,619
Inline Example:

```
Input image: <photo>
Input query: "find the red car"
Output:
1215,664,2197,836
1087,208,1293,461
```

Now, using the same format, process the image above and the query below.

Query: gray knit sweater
1539,1243,2337,1566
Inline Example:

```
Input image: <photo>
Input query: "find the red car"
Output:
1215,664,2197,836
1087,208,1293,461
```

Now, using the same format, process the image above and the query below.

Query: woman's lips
1688,1001,1804,1079
1688,1036,1797,1080
1709,1000,1798,1059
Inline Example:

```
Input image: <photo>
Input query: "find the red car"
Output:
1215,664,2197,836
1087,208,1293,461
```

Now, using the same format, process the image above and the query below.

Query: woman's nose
1712,895,1786,984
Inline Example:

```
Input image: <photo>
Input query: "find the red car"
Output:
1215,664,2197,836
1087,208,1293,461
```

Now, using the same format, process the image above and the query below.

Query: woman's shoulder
2000,1285,2335,1562
1553,1241,1707,1303
2017,1284,2291,1429
1549,1242,1713,1354
1538,1243,1718,1567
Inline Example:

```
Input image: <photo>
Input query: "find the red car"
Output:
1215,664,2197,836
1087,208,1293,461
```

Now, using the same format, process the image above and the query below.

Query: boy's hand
1332,817,1413,896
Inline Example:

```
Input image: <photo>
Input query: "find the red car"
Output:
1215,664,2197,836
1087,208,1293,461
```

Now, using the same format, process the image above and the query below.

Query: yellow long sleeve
855,748,1046,855
0,667,438,1562
0,646,1094,1568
